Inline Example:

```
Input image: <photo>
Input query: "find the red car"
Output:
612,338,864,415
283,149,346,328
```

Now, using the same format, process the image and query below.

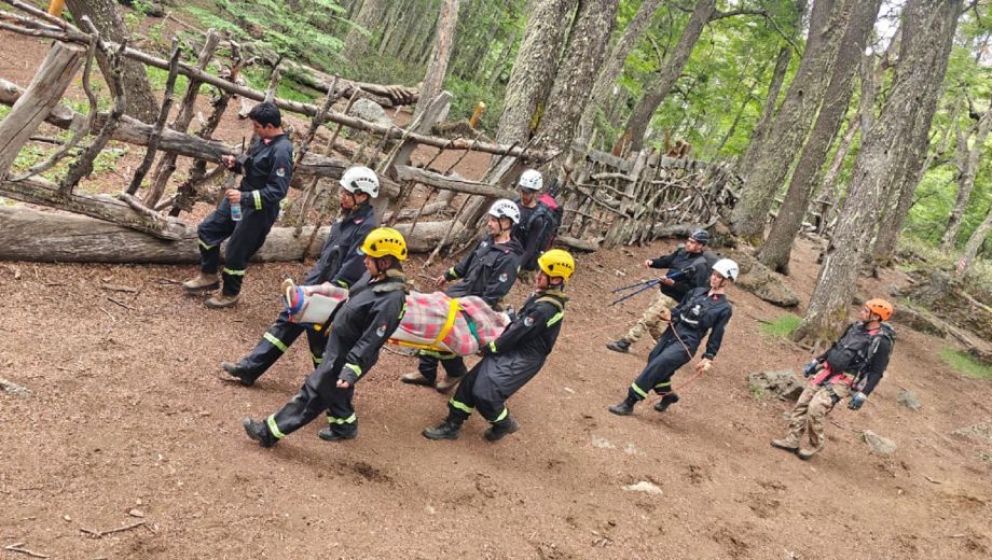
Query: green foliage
760,313,802,338
939,347,992,380
145,66,191,96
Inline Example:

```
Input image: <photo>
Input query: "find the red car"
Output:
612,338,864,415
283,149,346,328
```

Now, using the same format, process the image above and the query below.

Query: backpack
535,192,563,251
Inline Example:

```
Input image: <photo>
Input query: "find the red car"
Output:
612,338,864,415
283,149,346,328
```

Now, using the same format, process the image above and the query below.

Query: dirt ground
3,24,992,560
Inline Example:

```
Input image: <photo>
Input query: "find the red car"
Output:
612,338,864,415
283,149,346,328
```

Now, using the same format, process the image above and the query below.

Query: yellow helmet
361,227,408,261
537,249,575,280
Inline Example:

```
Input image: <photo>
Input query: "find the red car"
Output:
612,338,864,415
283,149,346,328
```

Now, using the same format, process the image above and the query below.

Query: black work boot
422,418,463,441
653,392,680,412
318,427,357,442
484,416,520,442
606,339,631,353
220,361,255,386
242,417,276,448
608,397,637,416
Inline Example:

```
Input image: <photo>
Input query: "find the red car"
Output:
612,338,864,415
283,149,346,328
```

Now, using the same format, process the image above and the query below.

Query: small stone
63,515,71,522
622,481,663,495
128,508,145,518
747,371,804,401
563,387,575,394
136,498,143,506
425,505,436,515
591,435,615,449
862,430,897,455
897,389,922,411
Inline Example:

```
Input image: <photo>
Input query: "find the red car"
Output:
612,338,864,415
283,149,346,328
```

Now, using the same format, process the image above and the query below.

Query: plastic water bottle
230,200,243,222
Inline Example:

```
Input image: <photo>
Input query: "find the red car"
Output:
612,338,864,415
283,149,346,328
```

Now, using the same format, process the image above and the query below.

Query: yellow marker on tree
47,0,66,16
469,102,486,129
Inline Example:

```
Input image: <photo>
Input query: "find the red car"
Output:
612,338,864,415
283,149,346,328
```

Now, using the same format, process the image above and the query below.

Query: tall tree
576,0,665,146
941,96,992,249
65,0,159,122
413,0,460,122
735,45,792,177
496,0,577,144
536,0,620,152
794,0,962,347
729,0,854,242
758,0,882,273
342,0,386,60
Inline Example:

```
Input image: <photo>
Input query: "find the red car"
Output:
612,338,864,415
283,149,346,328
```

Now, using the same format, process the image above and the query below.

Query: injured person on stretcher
283,279,512,357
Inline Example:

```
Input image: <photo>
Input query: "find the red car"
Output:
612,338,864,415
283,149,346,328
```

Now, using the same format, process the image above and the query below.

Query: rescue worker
771,299,895,460
220,166,380,386
608,258,737,416
400,199,522,392
242,228,409,447
606,229,713,353
422,249,574,442
513,169,555,282
182,102,294,308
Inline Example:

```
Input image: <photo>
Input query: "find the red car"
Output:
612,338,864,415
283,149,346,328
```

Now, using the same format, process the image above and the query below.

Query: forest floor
3,27,992,560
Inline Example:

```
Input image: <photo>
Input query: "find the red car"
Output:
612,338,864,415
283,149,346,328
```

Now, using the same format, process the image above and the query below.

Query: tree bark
576,0,665,146
536,0,620,153
729,0,853,242
794,0,962,348
341,0,386,61
735,45,791,179
941,97,992,249
495,0,576,145
758,0,882,274
65,0,159,122
413,0,460,123
621,0,716,154
958,201,992,274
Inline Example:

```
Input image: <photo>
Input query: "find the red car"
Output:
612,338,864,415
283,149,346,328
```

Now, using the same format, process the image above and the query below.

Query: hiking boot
243,417,276,448
770,438,799,452
653,393,680,413
317,427,357,442
797,447,819,461
435,376,462,394
422,419,462,441
606,339,630,353
608,399,636,416
400,371,435,387
205,293,240,309
220,361,254,386
484,416,519,442
183,272,219,292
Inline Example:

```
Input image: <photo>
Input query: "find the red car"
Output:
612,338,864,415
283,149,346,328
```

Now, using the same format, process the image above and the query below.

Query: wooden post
0,41,84,181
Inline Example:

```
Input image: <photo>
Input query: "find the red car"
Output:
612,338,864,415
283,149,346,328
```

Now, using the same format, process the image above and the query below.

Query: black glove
802,359,820,378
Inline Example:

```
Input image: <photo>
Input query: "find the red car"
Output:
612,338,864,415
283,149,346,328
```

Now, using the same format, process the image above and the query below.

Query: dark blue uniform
418,236,522,384
236,203,376,383
647,248,711,302
197,134,293,296
626,287,732,405
513,199,554,272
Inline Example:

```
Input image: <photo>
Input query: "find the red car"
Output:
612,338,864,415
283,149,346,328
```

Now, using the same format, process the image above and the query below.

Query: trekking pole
610,277,662,294
609,279,661,306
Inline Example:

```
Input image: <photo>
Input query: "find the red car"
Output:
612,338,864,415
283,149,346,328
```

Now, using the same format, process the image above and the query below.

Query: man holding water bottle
182,102,294,308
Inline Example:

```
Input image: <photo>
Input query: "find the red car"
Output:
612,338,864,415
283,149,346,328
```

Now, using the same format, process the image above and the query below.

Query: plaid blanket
390,292,510,355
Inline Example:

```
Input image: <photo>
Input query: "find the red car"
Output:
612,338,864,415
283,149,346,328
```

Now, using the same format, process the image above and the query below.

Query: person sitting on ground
242,228,409,447
400,199,522,393
607,259,737,417
771,299,895,460
422,249,574,442
219,166,379,386
606,229,713,353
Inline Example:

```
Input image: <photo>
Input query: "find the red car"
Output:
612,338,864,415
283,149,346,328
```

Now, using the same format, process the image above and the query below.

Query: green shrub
760,314,802,338
939,347,992,380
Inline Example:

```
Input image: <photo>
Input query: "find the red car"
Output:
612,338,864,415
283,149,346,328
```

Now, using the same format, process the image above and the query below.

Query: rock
862,430,897,454
951,422,992,443
897,389,922,411
591,435,615,449
730,251,800,308
622,481,663,495
128,508,145,518
746,370,805,401
347,98,392,128
0,376,30,396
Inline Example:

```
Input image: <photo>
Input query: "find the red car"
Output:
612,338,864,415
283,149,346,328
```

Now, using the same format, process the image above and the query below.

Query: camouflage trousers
622,291,678,344
781,383,851,454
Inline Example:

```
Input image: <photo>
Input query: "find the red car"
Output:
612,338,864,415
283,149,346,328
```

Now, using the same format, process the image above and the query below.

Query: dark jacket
324,270,408,386
816,322,895,396
649,247,711,301
234,134,293,216
513,200,554,271
444,236,522,306
669,287,733,360
303,203,376,288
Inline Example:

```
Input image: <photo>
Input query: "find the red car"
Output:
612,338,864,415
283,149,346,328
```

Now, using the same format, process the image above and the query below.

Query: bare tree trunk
958,202,992,274
413,0,460,123
576,0,664,146
65,0,159,122
736,46,791,178
758,0,882,274
621,0,716,154
729,0,853,242
496,0,577,145
341,0,386,61
794,0,962,348
536,0,620,153
941,97,992,249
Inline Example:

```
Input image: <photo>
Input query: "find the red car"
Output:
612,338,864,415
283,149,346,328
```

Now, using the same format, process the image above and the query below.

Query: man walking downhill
606,229,713,353
220,166,380,386
182,102,293,308
242,228,409,447
608,259,737,416
400,199,522,393
422,249,574,442
771,299,895,460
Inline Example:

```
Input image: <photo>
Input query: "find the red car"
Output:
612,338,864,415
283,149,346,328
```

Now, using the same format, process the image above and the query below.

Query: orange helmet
865,298,893,321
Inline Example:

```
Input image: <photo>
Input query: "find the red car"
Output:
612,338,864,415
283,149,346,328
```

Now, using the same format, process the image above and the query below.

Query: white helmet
487,198,521,225
340,166,380,198
713,258,739,281
518,169,543,191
